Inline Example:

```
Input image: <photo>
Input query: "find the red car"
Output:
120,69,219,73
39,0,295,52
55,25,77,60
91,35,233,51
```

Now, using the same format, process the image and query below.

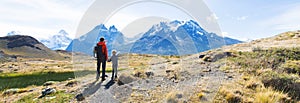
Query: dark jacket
95,41,108,60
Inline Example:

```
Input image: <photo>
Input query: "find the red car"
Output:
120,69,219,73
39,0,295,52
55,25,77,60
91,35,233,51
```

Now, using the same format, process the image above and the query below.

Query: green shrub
262,71,300,100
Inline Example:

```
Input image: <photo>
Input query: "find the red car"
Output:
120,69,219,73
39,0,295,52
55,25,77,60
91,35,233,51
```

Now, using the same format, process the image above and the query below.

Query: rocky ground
73,53,238,103
1,30,300,102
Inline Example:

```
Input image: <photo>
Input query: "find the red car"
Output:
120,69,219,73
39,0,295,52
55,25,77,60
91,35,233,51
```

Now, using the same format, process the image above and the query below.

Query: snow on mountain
66,20,242,56
40,30,72,50
66,25,125,56
130,20,242,55
7,31,22,36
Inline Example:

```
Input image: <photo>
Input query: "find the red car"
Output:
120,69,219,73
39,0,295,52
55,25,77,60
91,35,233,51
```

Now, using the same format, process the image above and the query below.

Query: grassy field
215,47,300,102
0,70,95,91
15,90,75,103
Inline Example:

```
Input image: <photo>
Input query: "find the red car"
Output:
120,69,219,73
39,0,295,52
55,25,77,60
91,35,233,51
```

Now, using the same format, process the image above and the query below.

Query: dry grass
166,91,183,103
254,87,290,103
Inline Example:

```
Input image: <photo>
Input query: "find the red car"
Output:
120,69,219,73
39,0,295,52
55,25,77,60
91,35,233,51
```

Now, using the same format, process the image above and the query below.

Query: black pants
97,57,106,80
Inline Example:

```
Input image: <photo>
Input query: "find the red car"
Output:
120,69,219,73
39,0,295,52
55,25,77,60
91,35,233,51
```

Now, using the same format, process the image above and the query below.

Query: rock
3,88,19,95
203,52,233,62
203,56,212,62
75,93,85,101
228,75,234,78
199,54,205,58
145,71,154,78
202,69,211,72
0,69,3,73
117,74,137,85
3,88,29,95
65,80,78,87
43,81,57,86
176,93,183,98
40,87,56,98
172,61,179,65
166,69,174,73
10,55,17,59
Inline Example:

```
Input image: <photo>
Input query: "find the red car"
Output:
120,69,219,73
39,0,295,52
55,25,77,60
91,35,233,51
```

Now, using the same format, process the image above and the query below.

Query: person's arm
93,46,97,58
108,56,112,62
104,45,108,60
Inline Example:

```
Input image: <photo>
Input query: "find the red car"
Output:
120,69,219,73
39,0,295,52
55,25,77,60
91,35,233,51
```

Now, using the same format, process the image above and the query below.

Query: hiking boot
101,78,106,81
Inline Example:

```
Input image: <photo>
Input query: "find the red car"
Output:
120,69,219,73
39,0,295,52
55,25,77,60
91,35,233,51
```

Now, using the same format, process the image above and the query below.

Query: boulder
75,93,85,101
203,52,233,62
117,74,137,85
43,81,57,86
199,54,205,58
39,87,56,98
145,71,154,78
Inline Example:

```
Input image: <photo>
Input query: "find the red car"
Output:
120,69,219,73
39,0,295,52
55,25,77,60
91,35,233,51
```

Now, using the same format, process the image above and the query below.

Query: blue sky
0,0,299,41
203,0,300,40
0,0,94,39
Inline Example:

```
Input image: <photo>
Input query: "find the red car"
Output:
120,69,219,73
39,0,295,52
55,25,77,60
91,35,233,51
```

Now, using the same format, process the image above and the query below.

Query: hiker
94,37,108,81
108,50,118,80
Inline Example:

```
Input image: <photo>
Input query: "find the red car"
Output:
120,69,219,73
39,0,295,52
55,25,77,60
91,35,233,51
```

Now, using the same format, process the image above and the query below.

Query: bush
262,71,300,100
254,87,290,103
281,60,300,74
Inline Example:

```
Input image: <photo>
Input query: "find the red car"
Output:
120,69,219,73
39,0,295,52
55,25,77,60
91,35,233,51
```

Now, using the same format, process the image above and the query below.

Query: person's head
100,37,105,42
112,50,117,55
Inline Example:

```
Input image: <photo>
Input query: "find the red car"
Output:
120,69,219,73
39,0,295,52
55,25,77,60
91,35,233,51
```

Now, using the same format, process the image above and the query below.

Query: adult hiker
94,37,108,81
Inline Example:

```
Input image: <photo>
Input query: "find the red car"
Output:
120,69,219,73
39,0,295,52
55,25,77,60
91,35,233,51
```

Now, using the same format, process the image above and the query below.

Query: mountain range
66,20,241,55
0,35,64,59
5,30,72,50
40,30,72,50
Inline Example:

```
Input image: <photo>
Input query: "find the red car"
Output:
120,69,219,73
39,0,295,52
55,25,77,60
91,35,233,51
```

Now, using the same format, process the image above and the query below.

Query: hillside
79,30,300,102
0,35,65,60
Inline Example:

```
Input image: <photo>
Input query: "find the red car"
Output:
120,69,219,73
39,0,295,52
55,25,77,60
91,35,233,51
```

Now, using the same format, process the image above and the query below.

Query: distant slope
0,35,64,59
222,30,300,52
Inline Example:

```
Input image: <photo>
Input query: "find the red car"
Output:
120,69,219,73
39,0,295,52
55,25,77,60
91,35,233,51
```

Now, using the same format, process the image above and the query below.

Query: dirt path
75,54,235,102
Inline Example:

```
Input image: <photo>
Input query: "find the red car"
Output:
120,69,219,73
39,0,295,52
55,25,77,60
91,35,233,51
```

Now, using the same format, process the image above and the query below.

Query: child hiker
108,50,118,80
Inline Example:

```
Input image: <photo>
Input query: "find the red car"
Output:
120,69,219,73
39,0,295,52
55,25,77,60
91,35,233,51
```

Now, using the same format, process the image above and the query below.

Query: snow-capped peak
7,31,22,36
58,30,68,36
40,30,72,50
95,24,107,30
109,25,118,32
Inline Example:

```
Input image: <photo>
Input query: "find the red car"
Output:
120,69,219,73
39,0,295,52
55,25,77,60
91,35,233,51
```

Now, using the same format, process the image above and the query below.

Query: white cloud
237,16,248,21
261,4,300,31
0,0,95,39
221,31,250,41
206,13,219,23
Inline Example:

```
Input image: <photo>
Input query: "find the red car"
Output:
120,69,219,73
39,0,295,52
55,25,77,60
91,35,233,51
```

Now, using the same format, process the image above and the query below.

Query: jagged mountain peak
67,20,241,55
40,30,72,50
7,31,22,36
94,24,107,30
109,25,118,32
58,29,68,36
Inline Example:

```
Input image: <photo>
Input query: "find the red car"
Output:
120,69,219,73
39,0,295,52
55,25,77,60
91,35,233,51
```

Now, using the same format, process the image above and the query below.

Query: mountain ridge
40,30,72,50
66,20,242,56
0,35,64,60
